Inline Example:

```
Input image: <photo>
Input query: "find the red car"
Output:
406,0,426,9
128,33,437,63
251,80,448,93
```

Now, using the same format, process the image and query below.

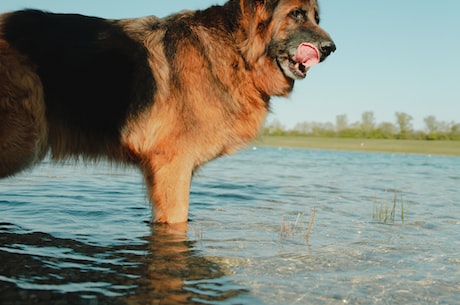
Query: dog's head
238,0,335,81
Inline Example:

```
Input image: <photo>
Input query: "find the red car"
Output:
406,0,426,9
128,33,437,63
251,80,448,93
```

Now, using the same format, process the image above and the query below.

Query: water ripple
1,148,459,304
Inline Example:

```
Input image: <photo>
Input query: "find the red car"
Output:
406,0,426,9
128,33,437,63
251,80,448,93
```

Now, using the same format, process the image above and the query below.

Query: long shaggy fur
0,0,335,223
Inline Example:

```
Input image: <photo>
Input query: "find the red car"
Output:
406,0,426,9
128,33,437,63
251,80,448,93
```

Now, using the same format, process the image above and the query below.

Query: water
1,147,459,304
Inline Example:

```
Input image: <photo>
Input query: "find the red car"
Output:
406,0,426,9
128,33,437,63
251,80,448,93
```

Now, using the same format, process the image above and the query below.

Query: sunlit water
1,146,459,304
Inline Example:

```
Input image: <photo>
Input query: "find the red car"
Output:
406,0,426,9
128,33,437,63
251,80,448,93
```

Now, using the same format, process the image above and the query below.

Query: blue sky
2,0,459,130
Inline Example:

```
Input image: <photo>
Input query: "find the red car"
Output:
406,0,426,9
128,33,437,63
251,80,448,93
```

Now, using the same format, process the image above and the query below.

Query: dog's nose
319,41,336,60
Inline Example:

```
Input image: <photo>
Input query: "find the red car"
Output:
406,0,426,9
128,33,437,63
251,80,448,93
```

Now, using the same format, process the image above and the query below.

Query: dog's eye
289,9,306,22
314,11,320,24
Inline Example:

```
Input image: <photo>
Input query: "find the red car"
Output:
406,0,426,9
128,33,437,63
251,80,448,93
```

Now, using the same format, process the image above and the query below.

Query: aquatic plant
279,207,316,241
305,207,316,241
372,190,405,224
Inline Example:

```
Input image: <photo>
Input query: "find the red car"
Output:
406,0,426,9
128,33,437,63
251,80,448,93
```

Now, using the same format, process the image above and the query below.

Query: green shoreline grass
253,136,460,156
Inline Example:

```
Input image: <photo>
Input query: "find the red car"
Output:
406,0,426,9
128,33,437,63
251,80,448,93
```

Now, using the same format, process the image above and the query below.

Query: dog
0,0,335,224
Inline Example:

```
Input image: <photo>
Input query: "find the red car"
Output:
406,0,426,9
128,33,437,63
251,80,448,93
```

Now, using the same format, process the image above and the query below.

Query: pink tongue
294,43,320,67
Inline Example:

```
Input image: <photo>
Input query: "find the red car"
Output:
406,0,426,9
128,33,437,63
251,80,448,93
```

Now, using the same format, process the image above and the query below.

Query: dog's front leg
143,155,193,224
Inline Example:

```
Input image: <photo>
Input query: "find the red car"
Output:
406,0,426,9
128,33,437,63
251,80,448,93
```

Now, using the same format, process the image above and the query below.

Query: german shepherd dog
0,0,335,223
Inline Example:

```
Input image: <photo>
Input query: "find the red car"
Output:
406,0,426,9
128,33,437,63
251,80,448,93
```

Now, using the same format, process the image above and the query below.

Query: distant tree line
263,112,460,140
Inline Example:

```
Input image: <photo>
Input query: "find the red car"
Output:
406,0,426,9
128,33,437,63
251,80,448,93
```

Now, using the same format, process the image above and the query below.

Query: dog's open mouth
279,43,320,80
288,58,309,79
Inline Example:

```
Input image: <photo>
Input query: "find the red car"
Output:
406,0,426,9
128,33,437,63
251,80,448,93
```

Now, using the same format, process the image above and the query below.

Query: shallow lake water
1,146,459,304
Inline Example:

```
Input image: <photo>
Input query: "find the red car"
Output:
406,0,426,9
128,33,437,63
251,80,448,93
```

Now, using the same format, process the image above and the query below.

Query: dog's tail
0,40,48,177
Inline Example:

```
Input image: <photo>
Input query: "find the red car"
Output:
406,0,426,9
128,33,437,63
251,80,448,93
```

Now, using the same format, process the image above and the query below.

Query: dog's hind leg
0,40,47,177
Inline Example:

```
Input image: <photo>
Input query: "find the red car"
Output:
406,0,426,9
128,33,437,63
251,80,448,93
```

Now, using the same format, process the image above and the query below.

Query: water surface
1,147,459,304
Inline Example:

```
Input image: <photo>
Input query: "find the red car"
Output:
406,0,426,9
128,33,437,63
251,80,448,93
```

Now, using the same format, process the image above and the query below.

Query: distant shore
253,136,460,156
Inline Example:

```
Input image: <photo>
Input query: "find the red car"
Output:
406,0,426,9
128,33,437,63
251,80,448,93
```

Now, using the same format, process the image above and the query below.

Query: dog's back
0,10,155,164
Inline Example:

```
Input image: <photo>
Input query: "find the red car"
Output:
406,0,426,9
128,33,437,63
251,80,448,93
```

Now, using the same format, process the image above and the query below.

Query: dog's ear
238,0,274,65
240,0,265,15
240,0,279,16
241,0,265,5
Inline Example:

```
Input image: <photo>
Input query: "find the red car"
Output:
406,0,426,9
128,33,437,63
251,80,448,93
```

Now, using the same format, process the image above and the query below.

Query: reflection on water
1,148,459,304
0,223,251,305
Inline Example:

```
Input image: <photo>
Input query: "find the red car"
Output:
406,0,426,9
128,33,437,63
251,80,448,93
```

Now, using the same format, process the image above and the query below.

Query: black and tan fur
0,0,335,223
